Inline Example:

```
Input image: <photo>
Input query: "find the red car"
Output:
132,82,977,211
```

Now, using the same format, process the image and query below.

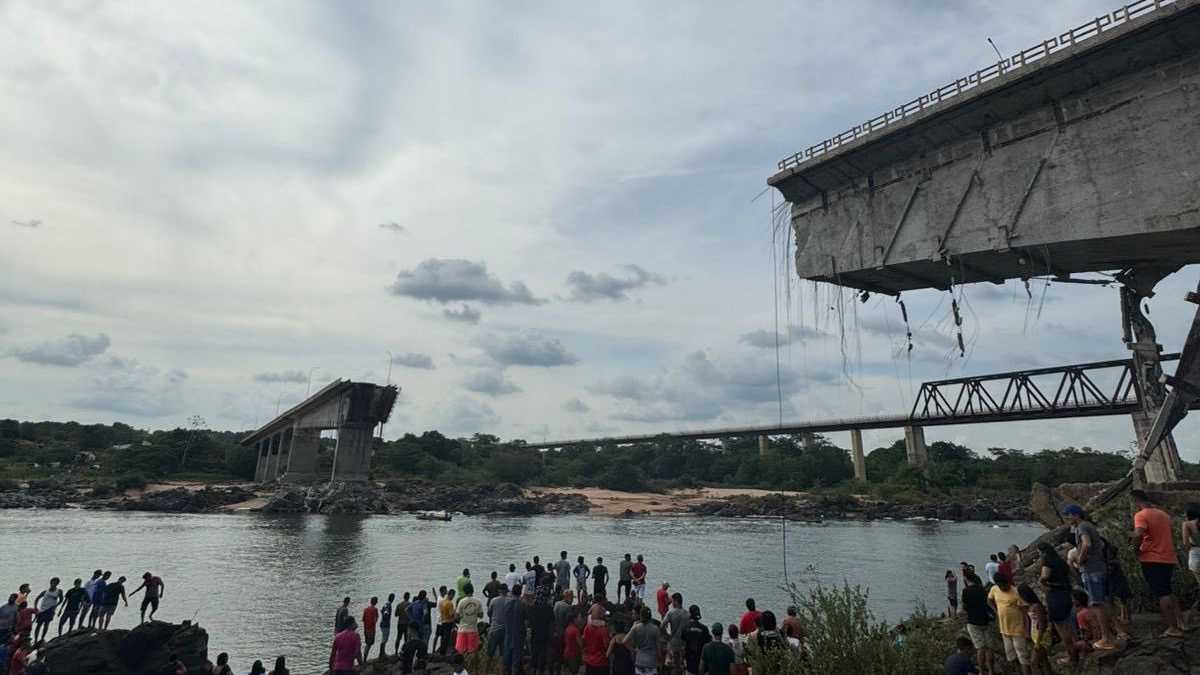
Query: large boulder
262,486,309,513
41,621,208,675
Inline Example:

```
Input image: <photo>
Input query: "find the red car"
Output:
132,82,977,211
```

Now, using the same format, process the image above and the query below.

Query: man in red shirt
656,583,671,619
582,613,611,675
330,617,363,675
563,613,584,675
737,599,761,637
362,597,380,662
9,636,29,675
1130,489,1185,637
14,603,35,639
630,555,648,600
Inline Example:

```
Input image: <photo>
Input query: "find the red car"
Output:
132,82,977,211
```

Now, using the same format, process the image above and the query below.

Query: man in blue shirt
944,636,979,675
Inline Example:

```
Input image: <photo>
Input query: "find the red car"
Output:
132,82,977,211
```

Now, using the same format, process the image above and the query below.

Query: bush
0,478,19,492
745,582,957,675
115,473,148,490
90,483,116,499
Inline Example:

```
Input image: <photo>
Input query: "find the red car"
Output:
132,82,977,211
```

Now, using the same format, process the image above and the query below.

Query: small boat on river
416,510,452,522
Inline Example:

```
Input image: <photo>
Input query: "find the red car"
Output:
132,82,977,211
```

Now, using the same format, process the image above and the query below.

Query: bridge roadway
521,354,1193,480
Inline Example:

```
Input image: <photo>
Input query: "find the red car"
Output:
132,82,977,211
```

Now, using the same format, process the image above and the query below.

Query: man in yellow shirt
987,575,1030,674
436,589,457,656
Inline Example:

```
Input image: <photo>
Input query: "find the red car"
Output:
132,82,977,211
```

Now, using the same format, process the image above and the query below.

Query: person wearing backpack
1064,505,1119,650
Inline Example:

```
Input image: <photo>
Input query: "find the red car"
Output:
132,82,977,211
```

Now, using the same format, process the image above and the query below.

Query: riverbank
0,478,1032,522
0,473,1036,521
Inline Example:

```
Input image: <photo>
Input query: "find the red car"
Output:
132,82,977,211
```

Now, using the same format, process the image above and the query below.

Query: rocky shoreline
685,491,1032,522
0,478,1033,522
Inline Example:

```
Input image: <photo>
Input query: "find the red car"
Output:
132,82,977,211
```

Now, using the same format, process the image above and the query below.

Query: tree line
0,418,1148,495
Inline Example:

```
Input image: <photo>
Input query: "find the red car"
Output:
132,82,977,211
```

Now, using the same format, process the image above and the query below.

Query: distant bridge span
523,354,1192,480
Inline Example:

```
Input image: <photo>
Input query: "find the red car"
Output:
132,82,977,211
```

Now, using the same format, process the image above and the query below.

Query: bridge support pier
264,433,282,481
280,426,320,483
1119,268,1184,483
332,424,374,482
758,435,769,458
850,429,866,481
904,425,927,470
253,440,269,482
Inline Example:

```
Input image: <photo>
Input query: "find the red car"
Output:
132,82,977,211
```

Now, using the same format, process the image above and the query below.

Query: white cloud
476,332,579,368
463,370,522,397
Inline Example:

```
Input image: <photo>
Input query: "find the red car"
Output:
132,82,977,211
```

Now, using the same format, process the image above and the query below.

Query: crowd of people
939,489,1197,675
0,570,165,674
326,551,804,675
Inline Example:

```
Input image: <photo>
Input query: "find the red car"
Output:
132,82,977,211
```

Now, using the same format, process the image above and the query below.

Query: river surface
0,510,1042,674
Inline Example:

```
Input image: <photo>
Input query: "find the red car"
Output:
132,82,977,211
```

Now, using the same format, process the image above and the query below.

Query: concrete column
904,425,928,470
253,440,269,483
800,432,817,451
1131,409,1181,484
332,424,374,482
282,426,320,483
264,433,281,480
850,429,866,481
278,427,294,476
758,435,769,458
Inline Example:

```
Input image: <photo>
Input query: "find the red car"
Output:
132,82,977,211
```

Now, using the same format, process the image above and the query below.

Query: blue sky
1,0,1196,457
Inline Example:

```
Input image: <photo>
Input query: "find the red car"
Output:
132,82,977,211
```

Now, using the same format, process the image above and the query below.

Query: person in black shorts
129,572,165,623
592,557,609,599
58,578,87,636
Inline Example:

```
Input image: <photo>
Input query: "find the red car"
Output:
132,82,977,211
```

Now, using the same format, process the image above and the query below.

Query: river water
0,510,1042,674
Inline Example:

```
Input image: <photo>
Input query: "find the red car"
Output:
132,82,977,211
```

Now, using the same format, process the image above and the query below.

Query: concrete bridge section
769,0,1200,293
241,380,398,483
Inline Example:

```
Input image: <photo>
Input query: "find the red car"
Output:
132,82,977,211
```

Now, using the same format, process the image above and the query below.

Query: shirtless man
129,572,165,623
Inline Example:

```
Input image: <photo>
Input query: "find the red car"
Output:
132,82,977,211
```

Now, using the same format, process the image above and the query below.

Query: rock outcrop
117,486,255,513
687,492,1031,522
40,620,208,675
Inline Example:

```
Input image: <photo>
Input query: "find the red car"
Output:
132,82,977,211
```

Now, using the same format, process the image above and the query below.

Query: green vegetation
0,418,1141,498
746,583,957,675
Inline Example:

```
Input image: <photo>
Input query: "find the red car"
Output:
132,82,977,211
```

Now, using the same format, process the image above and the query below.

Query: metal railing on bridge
775,0,1179,171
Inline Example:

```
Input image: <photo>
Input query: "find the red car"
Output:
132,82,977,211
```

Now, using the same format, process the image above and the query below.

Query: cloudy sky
1,0,1196,456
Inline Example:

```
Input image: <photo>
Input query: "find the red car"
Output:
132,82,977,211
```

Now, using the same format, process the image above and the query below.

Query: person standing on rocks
617,554,633,603
574,557,591,597
335,597,351,635
485,572,505,611
329,616,363,675
664,593,689,675
505,564,523,593
486,584,512,670
394,592,411,653
1063,505,1118,650
0,593,18,644
1181,504,1200,624
99,575,127,630
435,589,456,656
986,574,1029,674
362,596,380,661
655,584,671,621
379,593,395,658
996,554,1012,582
79,570,101,628
32,577,62,644
87,572,109,628
983,555,1000,587
129,571,165,623
455,583,484,655
457,569,472,599
630,556,647,601
1130,489,1186,637
960,573,994,675
592,558,609,600
944,571,958,618
1036,542,1078,666
737,600,760,638
556,552,573,597
58,578,87,636
501,585,527,675
524,563,539,595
